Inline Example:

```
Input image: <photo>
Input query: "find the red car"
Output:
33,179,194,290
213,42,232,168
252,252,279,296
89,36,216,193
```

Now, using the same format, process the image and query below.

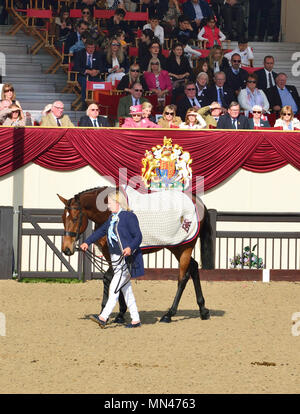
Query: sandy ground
0,279,300,394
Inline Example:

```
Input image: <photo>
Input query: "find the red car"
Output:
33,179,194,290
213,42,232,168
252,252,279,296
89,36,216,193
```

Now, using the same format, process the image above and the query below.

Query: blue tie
87,54,92,68
107,214,119,246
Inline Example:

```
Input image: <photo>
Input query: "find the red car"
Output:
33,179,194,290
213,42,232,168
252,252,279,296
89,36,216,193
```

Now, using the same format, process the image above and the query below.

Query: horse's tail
200,205,215,270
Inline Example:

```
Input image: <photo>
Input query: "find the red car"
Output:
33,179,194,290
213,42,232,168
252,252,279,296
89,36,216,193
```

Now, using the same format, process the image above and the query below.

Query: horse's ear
57,194,68,206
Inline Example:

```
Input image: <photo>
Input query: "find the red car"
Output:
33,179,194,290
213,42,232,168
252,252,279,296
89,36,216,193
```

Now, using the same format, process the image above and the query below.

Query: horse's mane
73,186,115,202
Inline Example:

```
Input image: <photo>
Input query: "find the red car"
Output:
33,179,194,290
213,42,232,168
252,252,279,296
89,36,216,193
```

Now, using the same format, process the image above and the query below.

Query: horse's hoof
160,315,172,323
200,308,210,320
113,315,125,324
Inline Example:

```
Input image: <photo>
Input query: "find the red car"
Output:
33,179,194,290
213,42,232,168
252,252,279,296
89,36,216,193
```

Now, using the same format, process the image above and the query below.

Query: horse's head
58,194,89,256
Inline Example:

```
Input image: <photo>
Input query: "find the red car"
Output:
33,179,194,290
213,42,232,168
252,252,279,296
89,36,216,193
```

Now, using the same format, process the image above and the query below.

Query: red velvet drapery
1,127,299,191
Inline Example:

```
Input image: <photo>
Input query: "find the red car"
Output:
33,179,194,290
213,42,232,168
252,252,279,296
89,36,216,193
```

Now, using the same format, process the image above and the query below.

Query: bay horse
58,186,214,323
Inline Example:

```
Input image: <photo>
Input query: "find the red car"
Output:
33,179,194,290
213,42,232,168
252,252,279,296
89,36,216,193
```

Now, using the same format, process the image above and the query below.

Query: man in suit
224,53,248,96
182,0,213,34
78,103,110,127
266,73,300,115
255,56,278,92
117,82,149,119
176,81,203,121
217,101,250,129
73,39,106,109
40,101,74,127
202,71,236,110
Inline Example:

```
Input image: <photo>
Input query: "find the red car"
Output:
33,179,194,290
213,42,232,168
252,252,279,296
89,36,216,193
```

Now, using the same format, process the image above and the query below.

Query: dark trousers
78,74,102,104
221,3,245,41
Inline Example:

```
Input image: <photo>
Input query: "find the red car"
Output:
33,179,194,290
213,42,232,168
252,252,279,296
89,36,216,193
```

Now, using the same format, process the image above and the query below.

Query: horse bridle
63,199,85,241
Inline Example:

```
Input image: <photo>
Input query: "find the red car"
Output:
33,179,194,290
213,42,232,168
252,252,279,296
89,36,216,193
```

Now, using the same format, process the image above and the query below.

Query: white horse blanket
123,186,203,249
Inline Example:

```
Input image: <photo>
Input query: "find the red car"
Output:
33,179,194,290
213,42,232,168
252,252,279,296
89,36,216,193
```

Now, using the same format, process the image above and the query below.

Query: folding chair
94,93,126,124
86,81,113,106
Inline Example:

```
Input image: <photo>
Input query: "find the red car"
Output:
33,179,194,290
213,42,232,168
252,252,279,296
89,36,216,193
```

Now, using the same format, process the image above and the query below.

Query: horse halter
63,199,84,241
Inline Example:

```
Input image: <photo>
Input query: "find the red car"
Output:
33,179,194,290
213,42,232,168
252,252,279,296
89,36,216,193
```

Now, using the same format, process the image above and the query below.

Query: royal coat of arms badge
141,137,192,189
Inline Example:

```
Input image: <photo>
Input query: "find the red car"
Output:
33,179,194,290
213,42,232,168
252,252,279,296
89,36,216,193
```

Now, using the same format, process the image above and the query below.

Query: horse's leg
189,257,210,320
160,247,192,323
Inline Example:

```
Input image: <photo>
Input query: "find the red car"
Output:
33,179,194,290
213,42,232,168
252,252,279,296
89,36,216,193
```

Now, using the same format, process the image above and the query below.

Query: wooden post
0,207,14,279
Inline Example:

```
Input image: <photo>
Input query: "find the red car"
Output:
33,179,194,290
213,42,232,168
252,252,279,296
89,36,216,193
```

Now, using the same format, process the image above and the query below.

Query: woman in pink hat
122,105,159,128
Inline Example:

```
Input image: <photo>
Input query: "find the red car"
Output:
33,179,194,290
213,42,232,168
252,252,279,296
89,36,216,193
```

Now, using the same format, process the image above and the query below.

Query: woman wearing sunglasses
238,74,270,115
2,104,32,127
117,64,148,94
144,58,172,108
158,104,182,128
122,105,158,128
103,37,129,83
1,83,22,110
274,106,300,130
248,105,270,129
179,108,206,129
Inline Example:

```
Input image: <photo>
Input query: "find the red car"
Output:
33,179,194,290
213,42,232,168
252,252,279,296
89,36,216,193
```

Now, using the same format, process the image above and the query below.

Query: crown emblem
141,137,192,190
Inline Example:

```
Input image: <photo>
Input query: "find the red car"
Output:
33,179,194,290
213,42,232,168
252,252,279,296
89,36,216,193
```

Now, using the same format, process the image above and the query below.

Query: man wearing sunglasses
78,103,110,127
176,82,203,121
224,53,248,96
117,82,149,119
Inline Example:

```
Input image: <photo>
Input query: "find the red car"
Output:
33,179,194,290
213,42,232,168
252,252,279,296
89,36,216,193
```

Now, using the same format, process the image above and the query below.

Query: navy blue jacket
85,210,144,278
182,0,213,22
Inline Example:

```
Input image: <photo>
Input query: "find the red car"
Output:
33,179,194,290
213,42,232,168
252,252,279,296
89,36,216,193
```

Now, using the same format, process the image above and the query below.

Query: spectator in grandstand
179,37,203,68
266,73,300,115
202,71,235,110
193,57,213,84
2,104,32,127
73,39,106,108
182,0,213,34
221,0,246,41
107,0,126,10
171,15,197,44
195,72,209,104
117,82,149,118
197,16,226,49
139,39,167,72
255,56,278,92
197,101,223,128
224,53,248,96
157,104,182,128
69,30,90,55
117,63,148,93
238,73,270,114
78,102,110,127
162,0,181,32
166,42,194,103
179,107,206,129
132,0,157,20
103,37,129,83
1,83,22,110
141,102,159,126
64,19,89,55
274,106,300,130
107,8,134,44
138,28,155,63
40,101,74,127
224,39,254,67
248,105,271,129
143,13,165,46
143,57,172,107
122,104,157,128
216,101,250,129
80,5,106,46
207,45,229,75
55,7,73,45
0,100,13,125
176,81,202,121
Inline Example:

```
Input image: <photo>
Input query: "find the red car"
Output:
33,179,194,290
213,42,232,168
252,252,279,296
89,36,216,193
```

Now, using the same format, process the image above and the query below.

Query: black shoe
89,314,106,328
125,322,141,328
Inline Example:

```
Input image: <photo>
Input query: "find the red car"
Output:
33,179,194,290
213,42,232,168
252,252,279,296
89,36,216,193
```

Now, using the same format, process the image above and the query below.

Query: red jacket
203,26,221,48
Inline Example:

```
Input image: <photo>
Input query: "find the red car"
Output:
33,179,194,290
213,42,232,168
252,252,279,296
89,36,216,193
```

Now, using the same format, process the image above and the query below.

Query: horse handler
80,190,143,328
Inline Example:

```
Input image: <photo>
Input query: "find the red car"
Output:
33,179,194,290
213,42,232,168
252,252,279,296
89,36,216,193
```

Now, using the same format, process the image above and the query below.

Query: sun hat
129,105,143,115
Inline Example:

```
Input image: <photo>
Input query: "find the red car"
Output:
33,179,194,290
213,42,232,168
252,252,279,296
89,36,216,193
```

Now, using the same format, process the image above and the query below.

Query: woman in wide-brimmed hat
122,105,158,128
179,108,206,129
